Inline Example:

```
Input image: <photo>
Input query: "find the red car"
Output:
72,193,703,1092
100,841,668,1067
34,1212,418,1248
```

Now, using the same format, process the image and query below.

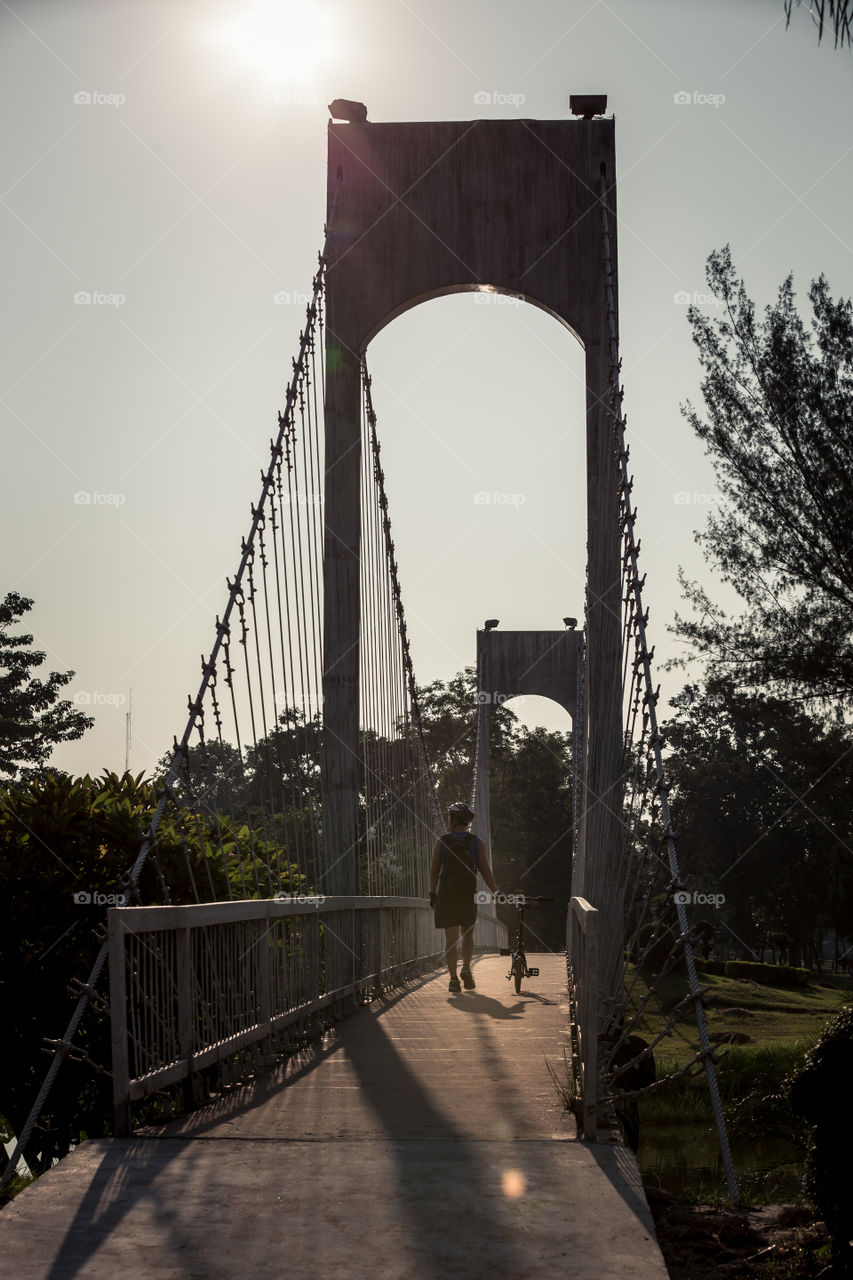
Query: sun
208,0,334,83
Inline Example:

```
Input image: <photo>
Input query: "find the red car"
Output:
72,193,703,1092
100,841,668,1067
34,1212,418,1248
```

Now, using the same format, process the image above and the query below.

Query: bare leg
460,925,475,969
444,926,460,976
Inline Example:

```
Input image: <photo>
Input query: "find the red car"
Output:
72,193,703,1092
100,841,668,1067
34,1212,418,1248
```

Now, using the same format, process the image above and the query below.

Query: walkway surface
0,954,669,1279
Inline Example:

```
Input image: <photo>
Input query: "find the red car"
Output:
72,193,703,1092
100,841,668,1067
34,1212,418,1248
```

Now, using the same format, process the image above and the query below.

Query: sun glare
208,1,333,83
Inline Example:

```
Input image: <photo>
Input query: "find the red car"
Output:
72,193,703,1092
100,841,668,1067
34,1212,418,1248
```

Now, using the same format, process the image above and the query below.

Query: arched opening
365,291,587,744
481,691,575,952
362,282,585,351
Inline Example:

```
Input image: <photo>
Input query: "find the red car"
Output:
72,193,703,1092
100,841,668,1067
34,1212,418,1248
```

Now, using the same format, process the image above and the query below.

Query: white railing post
107,907,130,1136
107,895,506,1128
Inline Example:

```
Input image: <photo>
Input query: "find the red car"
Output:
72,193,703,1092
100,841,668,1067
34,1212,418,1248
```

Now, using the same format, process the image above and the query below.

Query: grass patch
622,968,853,1205
625,964,851,1070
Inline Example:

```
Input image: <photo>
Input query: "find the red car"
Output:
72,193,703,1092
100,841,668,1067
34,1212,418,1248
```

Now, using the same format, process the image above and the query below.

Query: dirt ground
646,1189,838,1278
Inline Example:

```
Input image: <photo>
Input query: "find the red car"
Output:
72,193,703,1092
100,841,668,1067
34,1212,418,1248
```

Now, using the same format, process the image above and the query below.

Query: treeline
660,680,853,969
661,249,853,973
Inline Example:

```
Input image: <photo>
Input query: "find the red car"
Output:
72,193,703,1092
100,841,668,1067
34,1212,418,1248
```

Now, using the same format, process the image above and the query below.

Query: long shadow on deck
35,969,531,1278
315,987,532,1275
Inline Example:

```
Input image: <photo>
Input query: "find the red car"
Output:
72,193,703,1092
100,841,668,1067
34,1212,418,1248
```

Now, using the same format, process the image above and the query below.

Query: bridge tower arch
322,114,623,963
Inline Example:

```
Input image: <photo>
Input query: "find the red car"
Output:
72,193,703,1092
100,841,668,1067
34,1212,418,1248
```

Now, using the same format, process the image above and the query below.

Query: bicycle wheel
513,952,524,993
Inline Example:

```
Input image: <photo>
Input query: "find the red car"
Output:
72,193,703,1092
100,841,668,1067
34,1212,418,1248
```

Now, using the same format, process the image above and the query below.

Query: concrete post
475,629,492,854
580,334,625,1005
321,339,361,896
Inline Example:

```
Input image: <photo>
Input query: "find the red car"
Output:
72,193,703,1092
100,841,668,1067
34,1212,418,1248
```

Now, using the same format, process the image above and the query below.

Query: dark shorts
434,889,477,930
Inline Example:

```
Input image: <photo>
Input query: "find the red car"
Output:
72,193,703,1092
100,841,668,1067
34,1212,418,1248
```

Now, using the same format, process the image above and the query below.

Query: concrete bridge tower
321,107,623,971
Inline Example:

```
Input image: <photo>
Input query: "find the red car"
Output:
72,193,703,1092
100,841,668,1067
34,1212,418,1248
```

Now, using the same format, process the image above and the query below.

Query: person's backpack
439,833,479,895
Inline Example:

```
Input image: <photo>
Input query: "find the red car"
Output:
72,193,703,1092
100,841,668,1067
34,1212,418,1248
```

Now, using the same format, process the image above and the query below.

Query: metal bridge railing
108,897,507,1133
568,895,601,1141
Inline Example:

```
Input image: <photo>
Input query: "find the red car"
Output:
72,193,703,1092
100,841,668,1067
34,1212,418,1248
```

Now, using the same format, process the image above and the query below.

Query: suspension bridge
0,101,738,1277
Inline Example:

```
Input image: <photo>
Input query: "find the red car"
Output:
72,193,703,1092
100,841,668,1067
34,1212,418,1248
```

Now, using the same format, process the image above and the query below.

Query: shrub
789,1005,853,1272
724,960,810,987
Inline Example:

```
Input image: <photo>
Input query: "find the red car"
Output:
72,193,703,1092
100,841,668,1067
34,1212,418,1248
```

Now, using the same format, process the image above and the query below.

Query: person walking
429,801,498,992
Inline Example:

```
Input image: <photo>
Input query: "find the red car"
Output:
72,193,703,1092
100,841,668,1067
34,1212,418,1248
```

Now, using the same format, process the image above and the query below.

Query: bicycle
499,895,554,992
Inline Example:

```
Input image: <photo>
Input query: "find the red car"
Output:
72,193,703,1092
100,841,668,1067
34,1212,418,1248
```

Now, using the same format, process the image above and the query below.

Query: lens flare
501,1167,526,1199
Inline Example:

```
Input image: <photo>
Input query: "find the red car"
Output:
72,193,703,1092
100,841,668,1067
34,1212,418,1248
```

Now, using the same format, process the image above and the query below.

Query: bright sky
2,0,851,778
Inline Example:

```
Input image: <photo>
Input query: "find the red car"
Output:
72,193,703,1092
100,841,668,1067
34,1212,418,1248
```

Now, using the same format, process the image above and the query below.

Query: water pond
637,1117,806,1203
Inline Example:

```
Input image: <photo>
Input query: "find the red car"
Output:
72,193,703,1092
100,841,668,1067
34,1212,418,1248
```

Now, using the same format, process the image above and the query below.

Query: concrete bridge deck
0,954,669,1279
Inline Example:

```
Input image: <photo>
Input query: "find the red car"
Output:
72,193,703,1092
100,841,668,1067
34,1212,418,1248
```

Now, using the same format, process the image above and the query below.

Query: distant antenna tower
125,688,132,773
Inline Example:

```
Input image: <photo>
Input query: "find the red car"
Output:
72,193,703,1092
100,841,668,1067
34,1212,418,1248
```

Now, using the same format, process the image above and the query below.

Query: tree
662,678,853,966
0,767,310,1185
0,593,93,779
785,0,852,47
673,249,853,712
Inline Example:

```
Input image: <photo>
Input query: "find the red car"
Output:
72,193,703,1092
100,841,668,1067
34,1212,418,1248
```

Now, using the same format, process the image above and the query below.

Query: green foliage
674,248,853,712
725,961,811,988
662,676,853,965
0,768,307,1177
785,0,852,47
0,770,148,1176
789,1004,853,1268
0,592,93,779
